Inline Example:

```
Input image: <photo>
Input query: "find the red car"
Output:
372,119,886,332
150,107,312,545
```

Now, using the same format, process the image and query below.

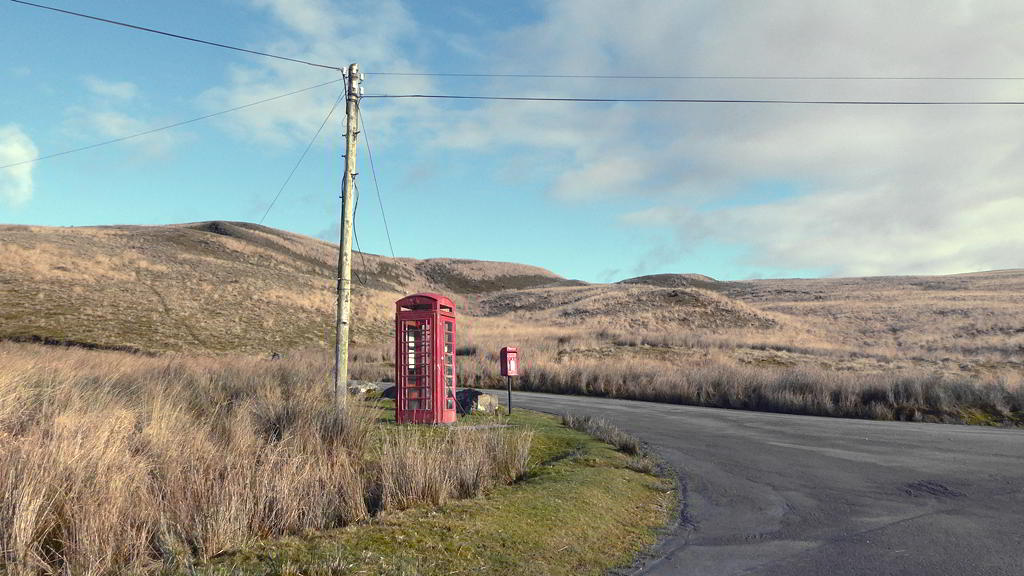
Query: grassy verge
201,407,676,576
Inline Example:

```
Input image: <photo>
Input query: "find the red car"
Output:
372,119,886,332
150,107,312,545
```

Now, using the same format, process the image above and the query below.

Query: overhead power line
364,93,1024,105
8,0,343,71
366,71,1024,81
357,107,396,259
258,87,346,225
8,1,1021,83
351,182,370,286
0,78,343,170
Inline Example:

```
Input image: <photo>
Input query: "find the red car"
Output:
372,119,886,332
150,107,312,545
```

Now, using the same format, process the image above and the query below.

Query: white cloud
551,155,651,201
249,0,344,40
439,0,1024,276
61,107,181,159
0,124,38,207
63,79,181,159
83,76,139,101
659,181,1024,277
200,0,438,148
87,110,179,156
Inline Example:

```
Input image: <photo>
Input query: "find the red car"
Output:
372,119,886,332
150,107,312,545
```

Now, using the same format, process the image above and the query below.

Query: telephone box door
441,317,456,417
398,317,433,419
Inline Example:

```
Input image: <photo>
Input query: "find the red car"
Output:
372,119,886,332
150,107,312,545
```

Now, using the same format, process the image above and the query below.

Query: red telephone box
395,293,457,424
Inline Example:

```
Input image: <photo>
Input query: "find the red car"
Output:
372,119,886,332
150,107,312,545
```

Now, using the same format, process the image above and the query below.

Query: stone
347,380,379,395
455,389,500,415
378,387,498,415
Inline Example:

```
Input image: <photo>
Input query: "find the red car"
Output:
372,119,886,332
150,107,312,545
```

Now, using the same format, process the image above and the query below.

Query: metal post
334,63,361,410
507,375,513,415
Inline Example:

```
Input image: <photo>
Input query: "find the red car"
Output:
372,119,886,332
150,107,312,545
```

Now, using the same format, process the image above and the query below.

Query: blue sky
2,1,1023,282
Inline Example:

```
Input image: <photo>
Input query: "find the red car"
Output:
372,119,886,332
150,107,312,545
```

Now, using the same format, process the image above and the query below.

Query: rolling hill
0,221,578,353
1,221,1022,386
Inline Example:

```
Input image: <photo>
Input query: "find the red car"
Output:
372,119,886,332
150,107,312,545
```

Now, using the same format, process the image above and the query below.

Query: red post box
500,346,519,414
395,293,457,424
500,347,519,377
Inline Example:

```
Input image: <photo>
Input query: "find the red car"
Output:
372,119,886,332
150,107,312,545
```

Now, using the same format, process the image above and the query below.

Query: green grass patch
199,407,676,576
960,407,1024,427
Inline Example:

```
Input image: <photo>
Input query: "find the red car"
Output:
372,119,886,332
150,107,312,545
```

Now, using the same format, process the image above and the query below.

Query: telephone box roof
396,293,455,313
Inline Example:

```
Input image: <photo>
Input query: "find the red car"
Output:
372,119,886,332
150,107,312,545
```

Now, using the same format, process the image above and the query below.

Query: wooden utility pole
334,63,361,409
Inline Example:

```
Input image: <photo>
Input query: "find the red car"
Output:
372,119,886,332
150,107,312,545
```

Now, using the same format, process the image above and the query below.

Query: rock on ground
456,389,499,415
347,380,379,395
377,386,499,415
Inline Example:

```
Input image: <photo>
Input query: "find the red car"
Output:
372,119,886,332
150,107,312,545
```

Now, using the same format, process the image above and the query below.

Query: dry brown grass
397,291,1024,424
4,221,1022,426
0,343,531,575
0,222,568,354
373,426,532,512
723,273,1024,366
514,355,1023,423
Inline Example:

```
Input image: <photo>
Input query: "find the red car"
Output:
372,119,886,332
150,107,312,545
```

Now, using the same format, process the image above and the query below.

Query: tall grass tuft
561,414,644,456
373,427,532,512
523,357,1024,424
0,343,531,575
561,413,661,474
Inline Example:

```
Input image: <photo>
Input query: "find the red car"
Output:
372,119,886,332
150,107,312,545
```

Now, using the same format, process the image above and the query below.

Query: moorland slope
2,221,1022,423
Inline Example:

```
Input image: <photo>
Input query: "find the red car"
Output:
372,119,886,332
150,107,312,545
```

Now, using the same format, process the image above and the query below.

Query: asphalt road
501,391,1024,576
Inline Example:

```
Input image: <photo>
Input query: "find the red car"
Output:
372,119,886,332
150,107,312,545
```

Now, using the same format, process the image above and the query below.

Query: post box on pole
500,346,519,414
